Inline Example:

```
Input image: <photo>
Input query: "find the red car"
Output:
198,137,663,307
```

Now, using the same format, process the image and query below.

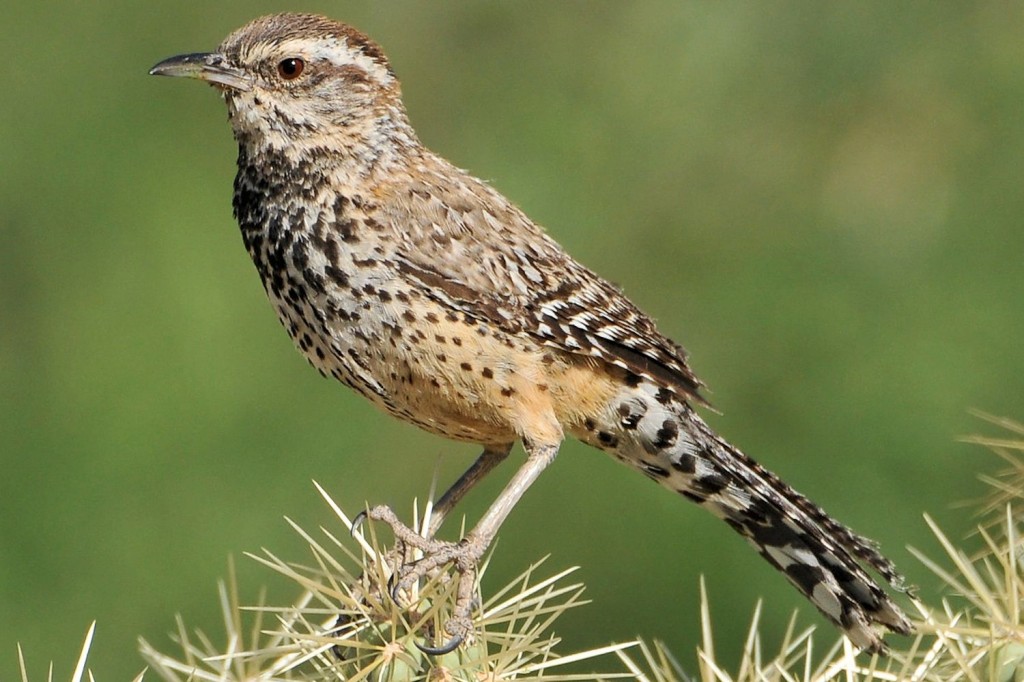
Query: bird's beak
149,52,252,92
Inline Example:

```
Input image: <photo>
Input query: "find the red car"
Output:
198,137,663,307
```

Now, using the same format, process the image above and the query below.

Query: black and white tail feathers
575,381,913,653
682,414,912,652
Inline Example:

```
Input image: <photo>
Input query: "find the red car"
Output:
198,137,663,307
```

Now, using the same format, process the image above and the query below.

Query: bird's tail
578,389,913,653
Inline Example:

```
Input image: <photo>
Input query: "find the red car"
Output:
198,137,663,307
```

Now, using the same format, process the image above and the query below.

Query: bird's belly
270,288,531,445
364,310,537,445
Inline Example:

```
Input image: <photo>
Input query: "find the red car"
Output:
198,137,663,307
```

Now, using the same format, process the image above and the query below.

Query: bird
150,12,913,655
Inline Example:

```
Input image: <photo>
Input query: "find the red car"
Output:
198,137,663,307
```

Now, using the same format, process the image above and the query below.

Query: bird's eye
277,57,305,80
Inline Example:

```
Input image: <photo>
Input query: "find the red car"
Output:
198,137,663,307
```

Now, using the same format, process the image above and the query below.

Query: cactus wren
150,13,912,654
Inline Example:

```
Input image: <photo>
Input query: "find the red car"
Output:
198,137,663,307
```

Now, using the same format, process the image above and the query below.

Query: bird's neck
231,114,421,247
232,102,420,182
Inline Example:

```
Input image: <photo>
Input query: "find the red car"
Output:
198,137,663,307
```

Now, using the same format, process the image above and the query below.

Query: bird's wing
379,167,706,403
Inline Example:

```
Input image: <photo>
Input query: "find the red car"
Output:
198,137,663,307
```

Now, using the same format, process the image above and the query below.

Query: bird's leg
360,444,511,540
428,444,512,537
356,444,510,557
366,440,560,654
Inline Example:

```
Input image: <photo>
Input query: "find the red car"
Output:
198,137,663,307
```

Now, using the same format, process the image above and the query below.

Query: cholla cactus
905,411,1024,681
139,483,639,681
17,622,145,682
33,412,1024,681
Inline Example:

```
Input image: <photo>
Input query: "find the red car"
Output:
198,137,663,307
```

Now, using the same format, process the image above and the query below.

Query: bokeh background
2,1,1023,678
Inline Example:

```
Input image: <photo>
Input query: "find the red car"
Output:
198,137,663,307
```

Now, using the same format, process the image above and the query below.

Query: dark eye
277,57,305,80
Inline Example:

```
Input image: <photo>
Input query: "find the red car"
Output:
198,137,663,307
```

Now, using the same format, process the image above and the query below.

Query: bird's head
151,13,414,160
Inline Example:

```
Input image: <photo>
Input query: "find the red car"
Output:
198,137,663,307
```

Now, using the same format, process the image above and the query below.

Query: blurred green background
2,1,1022,677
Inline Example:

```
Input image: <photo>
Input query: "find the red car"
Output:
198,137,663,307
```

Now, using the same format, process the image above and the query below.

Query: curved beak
149,52,251,92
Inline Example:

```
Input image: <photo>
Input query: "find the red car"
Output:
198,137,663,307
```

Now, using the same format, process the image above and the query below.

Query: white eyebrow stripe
273,37,393,84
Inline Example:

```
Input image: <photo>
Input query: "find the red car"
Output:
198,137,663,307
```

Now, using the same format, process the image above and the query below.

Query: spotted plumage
151,12,912,654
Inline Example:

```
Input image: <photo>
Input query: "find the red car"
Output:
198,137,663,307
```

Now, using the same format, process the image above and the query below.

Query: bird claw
361,504,484,656
415,632,464,656
351,509,369,535
387,569,404,604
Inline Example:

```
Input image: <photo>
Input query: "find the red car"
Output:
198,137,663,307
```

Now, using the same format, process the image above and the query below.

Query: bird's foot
356,504,487,655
